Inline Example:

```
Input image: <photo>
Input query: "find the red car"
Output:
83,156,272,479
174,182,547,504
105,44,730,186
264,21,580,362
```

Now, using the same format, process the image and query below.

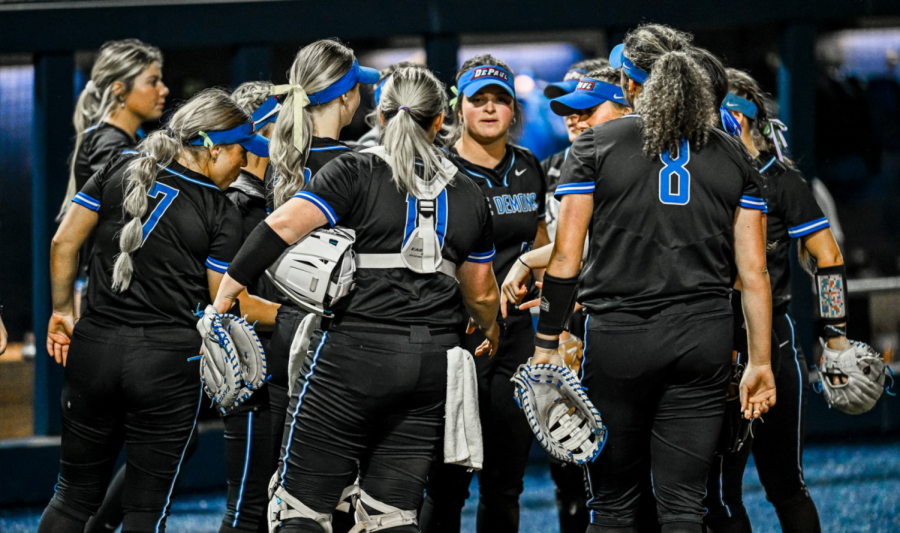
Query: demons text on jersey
492,193,539,215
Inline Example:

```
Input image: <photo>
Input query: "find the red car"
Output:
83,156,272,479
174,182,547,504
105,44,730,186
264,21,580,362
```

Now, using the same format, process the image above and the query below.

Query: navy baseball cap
609,44,649,84
457,64,516,98
550,78,630,116
544,68,587,99
307,59,380,106
190,121,270,157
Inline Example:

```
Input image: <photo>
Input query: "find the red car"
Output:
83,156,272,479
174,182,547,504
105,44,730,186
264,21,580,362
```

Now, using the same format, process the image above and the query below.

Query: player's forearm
213,274,247,314
237,291,280,331
465,284,500,332
49,238,80,316
521,243,554,270
740,269,772,367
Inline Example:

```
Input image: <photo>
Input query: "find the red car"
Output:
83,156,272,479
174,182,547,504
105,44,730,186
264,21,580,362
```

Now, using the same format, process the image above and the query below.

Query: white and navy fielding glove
819,340,886,415
196,305,267,412
511,362,606,464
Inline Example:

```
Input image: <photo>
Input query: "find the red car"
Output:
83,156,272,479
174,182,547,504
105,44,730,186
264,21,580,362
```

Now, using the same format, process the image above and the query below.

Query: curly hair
623,24,716,158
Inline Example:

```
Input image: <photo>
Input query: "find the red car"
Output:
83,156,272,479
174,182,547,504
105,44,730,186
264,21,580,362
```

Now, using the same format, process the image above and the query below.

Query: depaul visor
190,121,270,157
543,68,587,99
457,64,516,98
550,78,630,116
722,93,758,119
307,59,380,106
609,44,649,84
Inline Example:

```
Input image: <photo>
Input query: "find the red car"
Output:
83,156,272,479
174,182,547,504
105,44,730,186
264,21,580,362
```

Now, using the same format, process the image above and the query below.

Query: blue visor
251,96,281,128
190,121,270,157
307,59,380,106
458,64,516,98
722,93,758,119
609,43,649,84
374,75,390,106
550,78,630,116
543,68,587,98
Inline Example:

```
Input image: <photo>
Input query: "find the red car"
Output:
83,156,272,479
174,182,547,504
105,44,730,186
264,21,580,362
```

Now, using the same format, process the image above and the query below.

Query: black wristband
536,273,579,336
518,256,531,270
534,335,559,350
227,222,291,287
815,264,848,338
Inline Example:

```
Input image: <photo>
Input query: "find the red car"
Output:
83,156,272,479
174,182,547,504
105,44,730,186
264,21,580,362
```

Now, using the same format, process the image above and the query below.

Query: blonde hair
378,67,449,196
269,40,355,207
623,24,715,157
112,89,249,291
59,39,162,220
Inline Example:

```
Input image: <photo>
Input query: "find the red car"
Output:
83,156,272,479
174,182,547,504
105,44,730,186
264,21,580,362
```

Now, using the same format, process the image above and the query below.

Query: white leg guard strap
268,485,333,533
347,489,417,532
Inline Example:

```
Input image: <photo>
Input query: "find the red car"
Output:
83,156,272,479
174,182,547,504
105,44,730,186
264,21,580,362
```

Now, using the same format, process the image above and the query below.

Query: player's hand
558,331,584,374
501,258,532,318
0,316,8,356
532,333,565,367
740,362,776,419
47,312,75,366
474,321,499,358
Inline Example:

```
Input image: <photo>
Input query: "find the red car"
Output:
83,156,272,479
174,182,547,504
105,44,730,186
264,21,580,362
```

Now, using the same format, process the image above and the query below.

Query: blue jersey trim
462,167,493,189
554,182,596,197
231,411,253,527
309,145,351,152
759,156,777,174
467,247,496,263
787,217,830,238
281,332,327,482
294,191,338,226
72,192,100,211
205,257,229,273
161,166,220,190
740,195,767,211
502,153,517,187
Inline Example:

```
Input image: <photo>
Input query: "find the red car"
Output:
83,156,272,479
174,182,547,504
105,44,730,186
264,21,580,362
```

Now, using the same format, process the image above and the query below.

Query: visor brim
550,92,607,116
461,79,516,98
544,80,578,99
240,134,270,157
357,66,381,85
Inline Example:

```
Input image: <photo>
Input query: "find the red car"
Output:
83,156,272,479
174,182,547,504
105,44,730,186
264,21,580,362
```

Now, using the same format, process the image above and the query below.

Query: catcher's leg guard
349,489,417,533
268,485,332,533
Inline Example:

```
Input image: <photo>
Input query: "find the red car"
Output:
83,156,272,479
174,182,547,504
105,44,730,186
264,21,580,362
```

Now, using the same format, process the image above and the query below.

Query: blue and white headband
190,121,269,157
722,93,758,119
609,43,650,84
306,59,380,106
457,64,516,99
251,96,281,128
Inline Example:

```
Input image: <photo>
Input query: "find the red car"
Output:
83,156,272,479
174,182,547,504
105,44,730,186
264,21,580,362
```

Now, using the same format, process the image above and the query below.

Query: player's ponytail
623,24,715,158
270,40,355,207
59,39,162,220
379,67,448,196
112,89,249,291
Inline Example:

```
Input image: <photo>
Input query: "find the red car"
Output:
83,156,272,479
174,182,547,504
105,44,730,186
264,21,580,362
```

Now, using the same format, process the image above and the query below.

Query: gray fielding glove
819,340,885,415
197,305,267,411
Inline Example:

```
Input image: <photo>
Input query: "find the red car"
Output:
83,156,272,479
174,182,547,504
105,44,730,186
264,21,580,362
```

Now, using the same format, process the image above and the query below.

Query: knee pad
268,485,332,533
340,485,417,532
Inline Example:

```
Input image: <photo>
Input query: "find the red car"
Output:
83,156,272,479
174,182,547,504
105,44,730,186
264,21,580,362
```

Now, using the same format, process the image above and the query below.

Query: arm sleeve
292,154,359,227
206,202,244,273
467,197,496,263
739,163,768,212
780,169,830,238
555,128,597,198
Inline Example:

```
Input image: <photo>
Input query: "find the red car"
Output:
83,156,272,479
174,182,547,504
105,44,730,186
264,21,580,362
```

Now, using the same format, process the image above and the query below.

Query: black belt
321,318,460,342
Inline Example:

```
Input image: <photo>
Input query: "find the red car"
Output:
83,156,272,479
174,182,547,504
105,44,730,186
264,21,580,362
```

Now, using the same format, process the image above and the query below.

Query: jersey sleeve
739,163,767,212
293,154,359,227
467,197,496,263
72,155,124,212
206,201,244,273
555,128,597,197
780,169,830,238
532,152,548,218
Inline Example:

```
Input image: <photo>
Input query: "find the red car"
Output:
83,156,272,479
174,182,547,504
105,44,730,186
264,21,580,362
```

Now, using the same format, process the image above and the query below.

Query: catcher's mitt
818,340,885,415
511,363,606,464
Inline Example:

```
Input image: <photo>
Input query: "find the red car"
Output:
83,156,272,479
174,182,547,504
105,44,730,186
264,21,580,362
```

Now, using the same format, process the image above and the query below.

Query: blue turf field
3,439,899,532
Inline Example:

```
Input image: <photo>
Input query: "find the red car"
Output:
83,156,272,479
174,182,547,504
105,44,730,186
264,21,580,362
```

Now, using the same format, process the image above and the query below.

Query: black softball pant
419,313,536,533
703,312,820,533
275,326,457,533
219,306,304,533
37,318,202,533
582,299,733,533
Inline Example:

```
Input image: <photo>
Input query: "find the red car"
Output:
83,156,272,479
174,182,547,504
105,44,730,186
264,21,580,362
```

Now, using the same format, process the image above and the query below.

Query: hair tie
398,106,410,113
270,84,311,153
84,80,101,98
763,119,789,162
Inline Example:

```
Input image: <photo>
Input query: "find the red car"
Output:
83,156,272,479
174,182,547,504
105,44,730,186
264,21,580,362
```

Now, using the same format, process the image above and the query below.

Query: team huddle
37,22,891,533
